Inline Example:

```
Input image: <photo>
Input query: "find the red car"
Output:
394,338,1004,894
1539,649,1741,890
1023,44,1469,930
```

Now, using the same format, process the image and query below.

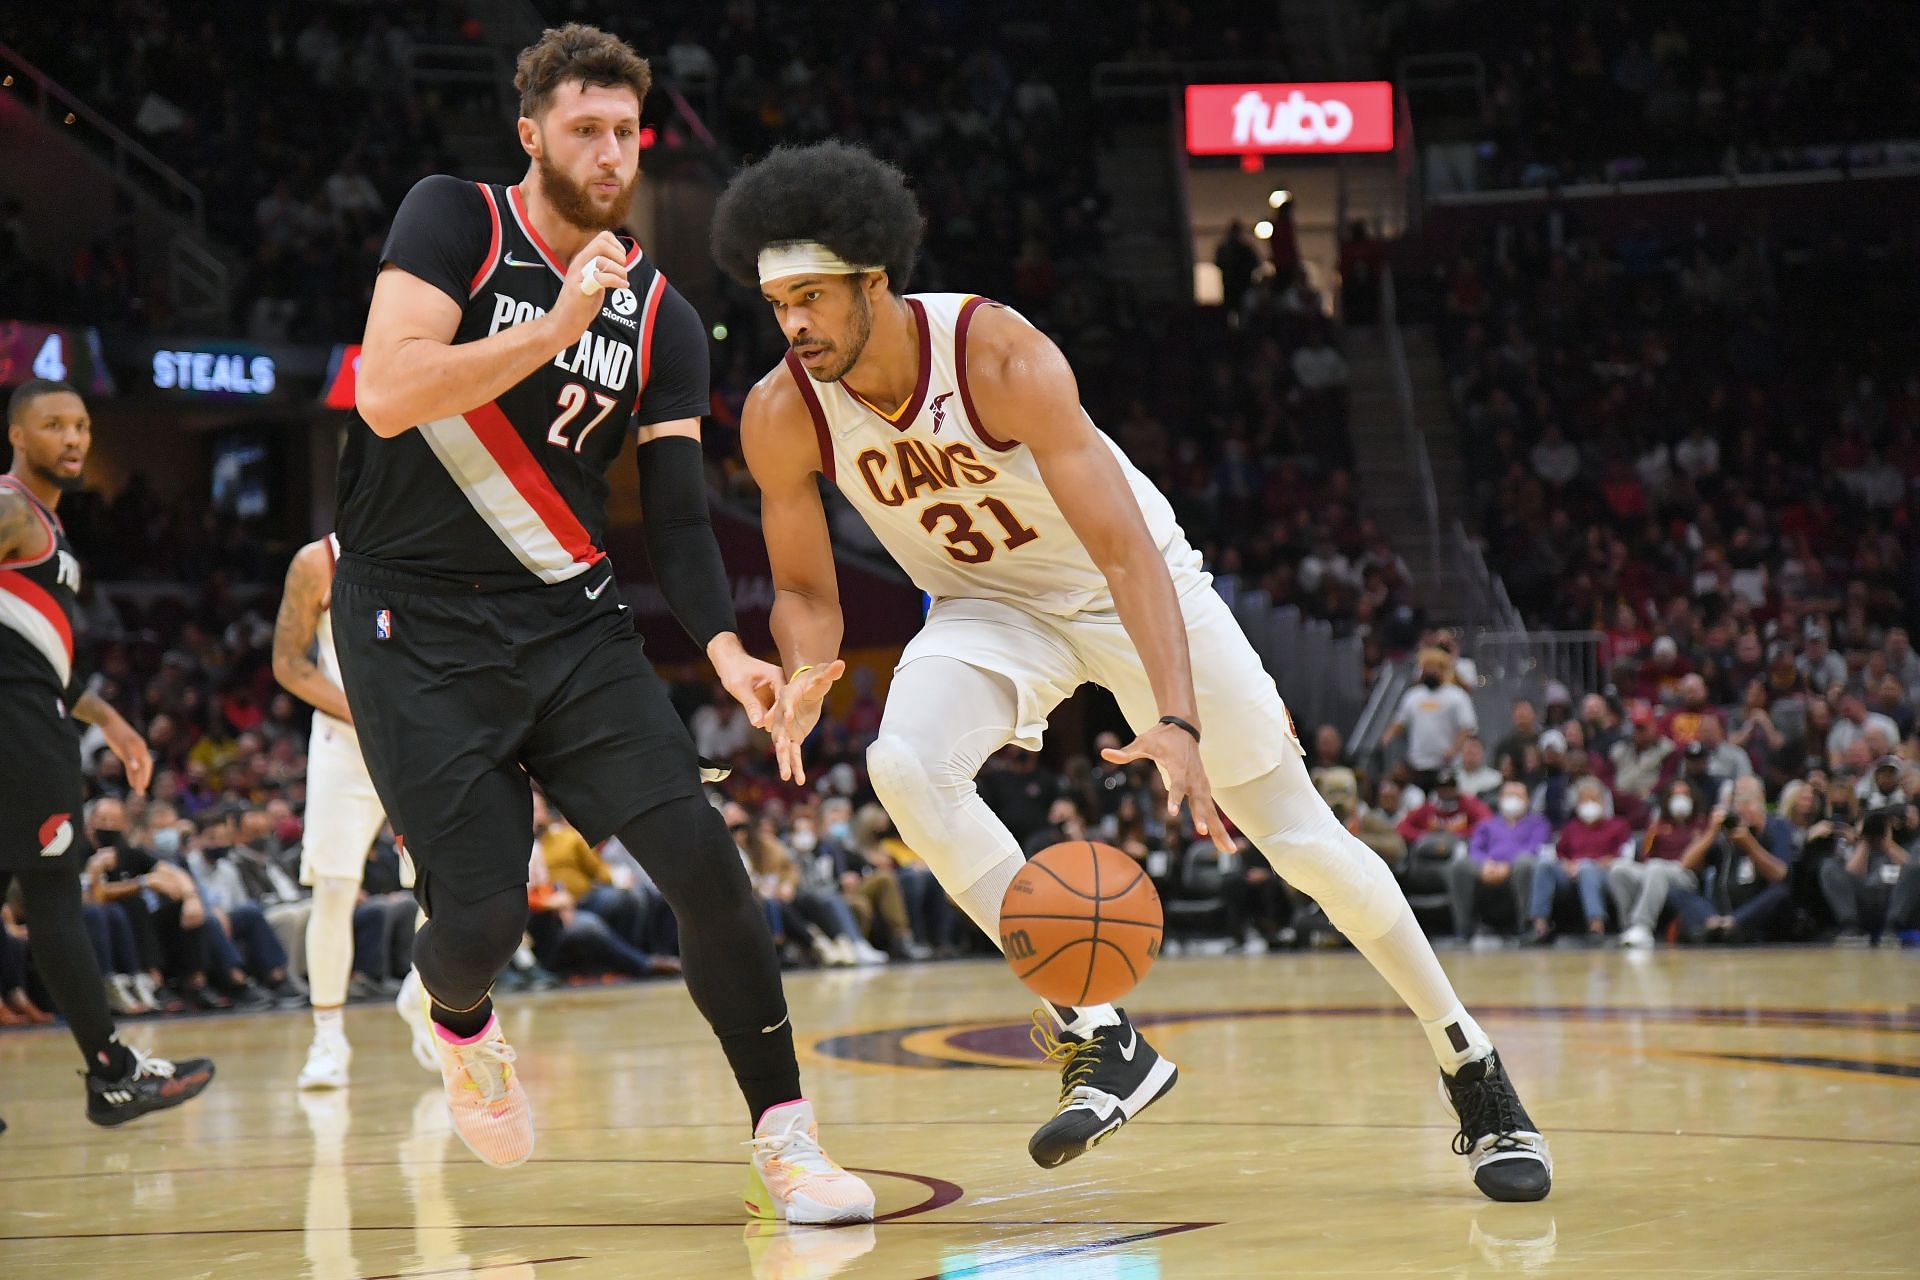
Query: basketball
999,841,1163,1006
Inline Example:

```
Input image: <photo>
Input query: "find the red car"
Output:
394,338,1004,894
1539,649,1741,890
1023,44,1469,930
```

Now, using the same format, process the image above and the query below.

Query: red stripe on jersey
470,185,503,296
783,352,836,484
0,477,58,569
508,186,567,276
460,401,606,569
632,273,667,412
954,296,1017,451
0,568,74,664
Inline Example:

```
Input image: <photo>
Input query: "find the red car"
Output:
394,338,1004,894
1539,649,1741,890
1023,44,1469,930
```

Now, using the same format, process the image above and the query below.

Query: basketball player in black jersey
334,25,870,1219
0,380,214,1134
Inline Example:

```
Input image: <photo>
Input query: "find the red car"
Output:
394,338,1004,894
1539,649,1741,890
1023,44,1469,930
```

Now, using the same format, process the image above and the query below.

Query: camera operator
1820,806,1918,944
1692,777,1797,943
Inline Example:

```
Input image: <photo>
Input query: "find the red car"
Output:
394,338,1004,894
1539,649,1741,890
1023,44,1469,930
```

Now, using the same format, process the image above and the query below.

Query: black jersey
0,474,82,700
336,176,710,589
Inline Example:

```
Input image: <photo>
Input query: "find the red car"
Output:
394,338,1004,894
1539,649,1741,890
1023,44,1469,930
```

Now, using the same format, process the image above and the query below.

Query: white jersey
311,534,355,746
794,293,1203,616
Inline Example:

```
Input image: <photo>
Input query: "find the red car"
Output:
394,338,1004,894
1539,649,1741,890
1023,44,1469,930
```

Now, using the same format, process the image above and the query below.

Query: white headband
757,240,881,285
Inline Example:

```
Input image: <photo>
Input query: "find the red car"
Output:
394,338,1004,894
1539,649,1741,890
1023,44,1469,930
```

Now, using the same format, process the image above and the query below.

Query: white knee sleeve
1218,766,1405,942
866,657,1028,907
306,877,360,1008
866,729,1024,910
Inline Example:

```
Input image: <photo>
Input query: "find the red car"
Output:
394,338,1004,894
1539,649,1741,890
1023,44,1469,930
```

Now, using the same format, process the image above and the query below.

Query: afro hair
711,141,925,291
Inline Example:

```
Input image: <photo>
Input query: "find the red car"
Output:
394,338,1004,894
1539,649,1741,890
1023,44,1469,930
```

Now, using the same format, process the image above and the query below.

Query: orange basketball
998,841,1163,1006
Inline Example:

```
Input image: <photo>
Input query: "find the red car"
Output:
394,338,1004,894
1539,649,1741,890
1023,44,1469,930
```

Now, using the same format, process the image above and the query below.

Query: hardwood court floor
2,948,1915,1279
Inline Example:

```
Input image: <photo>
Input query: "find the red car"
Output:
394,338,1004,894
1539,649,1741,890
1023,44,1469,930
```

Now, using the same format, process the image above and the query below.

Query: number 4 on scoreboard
33,333,67,381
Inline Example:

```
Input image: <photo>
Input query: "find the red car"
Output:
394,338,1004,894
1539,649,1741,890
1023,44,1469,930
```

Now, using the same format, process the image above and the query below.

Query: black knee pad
422,881,528,983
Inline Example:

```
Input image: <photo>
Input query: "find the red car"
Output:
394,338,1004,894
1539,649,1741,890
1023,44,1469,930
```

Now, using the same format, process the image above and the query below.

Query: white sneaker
851,940,890,966
745,1099,875,1225
1621,924,1655,950
396,969,439,1072
298,1033,352,1090
106,974,146,1016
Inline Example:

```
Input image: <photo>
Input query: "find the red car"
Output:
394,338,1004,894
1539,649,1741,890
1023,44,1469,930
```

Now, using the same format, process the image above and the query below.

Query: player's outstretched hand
710,639,782,733
770,660,845,787
105,722,154,797
551,231,632,341
1103,725,1233,854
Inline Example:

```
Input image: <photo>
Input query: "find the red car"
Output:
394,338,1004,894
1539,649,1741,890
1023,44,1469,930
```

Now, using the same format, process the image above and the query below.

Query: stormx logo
374,609,392,641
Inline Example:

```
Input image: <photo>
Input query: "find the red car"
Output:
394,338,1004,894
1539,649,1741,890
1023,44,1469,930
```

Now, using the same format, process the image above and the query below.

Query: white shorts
300,716,394,886
896,575,1303,789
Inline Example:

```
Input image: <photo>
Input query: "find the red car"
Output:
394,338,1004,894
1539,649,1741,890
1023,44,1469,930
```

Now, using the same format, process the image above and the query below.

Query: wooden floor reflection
2,948,1915,1278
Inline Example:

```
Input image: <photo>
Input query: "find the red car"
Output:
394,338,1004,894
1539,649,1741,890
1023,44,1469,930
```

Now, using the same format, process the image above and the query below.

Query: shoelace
1450,1066,1530,1157
452,1036,517,1102
1029,1009,1101,1113
127,1046,177,1082
746,1125,845,1181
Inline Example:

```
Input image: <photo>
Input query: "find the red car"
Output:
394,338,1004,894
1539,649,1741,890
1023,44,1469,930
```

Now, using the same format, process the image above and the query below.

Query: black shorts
332,557,703,904
0,680,86,873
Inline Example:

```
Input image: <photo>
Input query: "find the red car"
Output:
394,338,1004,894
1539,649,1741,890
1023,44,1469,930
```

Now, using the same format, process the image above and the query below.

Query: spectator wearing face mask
1448,781,1550,941
1530,730,1576,828
1856,756,1907,809
1527,778,1632,944
1381,650,1478,785
1609,782,1715,948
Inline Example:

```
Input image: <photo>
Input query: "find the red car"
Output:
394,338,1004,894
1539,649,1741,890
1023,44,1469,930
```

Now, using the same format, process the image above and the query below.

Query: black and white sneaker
1441,1050,1552,1202
86,1048,216,1127
1027,1008,1178,1169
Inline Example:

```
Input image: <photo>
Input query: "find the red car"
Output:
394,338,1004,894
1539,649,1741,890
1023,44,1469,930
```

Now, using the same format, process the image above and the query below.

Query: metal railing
0,38,206,228
1379,265,1443,589
1213,576,1367,740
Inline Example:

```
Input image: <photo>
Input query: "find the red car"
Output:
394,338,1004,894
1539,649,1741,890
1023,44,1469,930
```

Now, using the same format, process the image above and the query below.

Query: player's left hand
709,636,782,732
1103,724,1232,854
105,721,154,796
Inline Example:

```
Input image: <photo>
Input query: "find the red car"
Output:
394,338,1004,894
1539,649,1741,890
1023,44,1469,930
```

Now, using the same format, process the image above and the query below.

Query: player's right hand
1103,724,1234,854
771,659,846,787
550,231,632,343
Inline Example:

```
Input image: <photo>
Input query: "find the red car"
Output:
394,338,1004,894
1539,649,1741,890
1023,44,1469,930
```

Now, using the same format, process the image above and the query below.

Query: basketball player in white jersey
713,142,1552,1201
274,536,436,1088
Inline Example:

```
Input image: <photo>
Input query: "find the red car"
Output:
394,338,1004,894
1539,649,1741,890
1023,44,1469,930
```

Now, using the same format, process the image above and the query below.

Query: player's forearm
637,437,740,649
273,655,354,723
358,313,573,437
71,689,124,730
770,589,844,674
1101,553,1200,724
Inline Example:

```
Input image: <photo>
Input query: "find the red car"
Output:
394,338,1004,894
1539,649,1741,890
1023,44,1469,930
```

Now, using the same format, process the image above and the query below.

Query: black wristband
1158,715,1201,743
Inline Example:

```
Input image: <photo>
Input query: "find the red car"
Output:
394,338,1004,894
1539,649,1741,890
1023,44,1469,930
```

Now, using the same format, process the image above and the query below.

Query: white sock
313,1005,345,1040
1421,1003,1493,1074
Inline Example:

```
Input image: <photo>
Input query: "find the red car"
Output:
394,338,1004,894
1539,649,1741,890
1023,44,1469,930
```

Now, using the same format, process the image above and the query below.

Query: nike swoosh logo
761,1014,790,1034
502,251,545,269
1118,1028,1139,1061
584,576,613,600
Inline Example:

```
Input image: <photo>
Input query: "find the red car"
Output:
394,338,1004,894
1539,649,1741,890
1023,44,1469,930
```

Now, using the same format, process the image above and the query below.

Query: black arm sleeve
634,282,712,426
636,436,739,649
378,175,492,306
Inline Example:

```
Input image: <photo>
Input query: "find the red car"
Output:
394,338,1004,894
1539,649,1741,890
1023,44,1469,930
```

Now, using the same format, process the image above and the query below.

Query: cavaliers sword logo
929,391,953,435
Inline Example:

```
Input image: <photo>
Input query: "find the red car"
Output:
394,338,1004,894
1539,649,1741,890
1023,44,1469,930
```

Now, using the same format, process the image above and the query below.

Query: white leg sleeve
866,656,1028,917
867,657,1117,1031
1217,757,1491,1069
306,876,361,1010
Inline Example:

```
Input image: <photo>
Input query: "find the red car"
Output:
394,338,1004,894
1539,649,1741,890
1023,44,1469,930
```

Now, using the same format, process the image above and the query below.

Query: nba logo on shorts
374,609,393,641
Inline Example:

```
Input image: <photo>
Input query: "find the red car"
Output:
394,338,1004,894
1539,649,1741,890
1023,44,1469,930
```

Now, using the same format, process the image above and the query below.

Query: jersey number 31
919,497,1039,564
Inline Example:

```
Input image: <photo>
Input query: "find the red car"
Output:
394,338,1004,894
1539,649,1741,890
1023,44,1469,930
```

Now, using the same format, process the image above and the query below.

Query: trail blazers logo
38,813,73,858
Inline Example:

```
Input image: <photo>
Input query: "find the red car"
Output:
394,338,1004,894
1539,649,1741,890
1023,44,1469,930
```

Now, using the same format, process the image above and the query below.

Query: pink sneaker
744,1099,875,1225
430,1015,534,1168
